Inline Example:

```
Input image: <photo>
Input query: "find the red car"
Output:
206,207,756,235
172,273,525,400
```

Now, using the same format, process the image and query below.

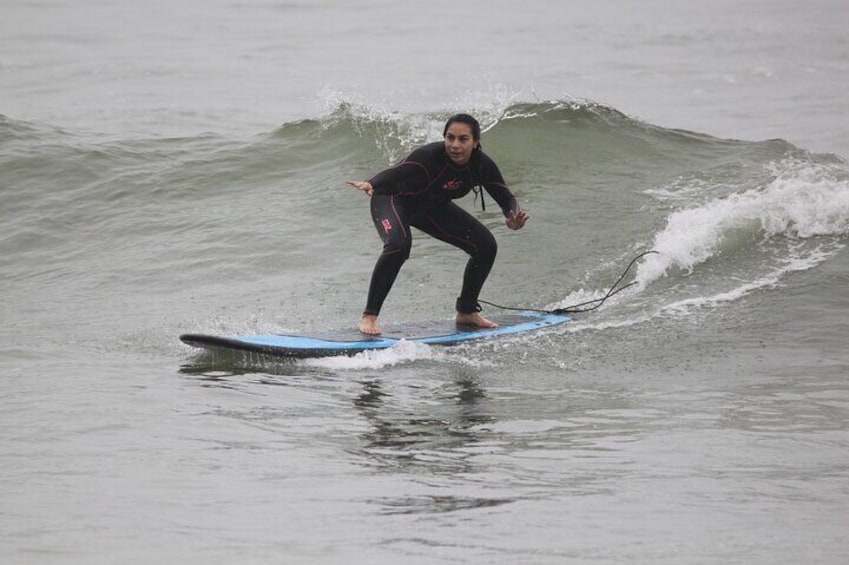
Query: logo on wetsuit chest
442,178,463,191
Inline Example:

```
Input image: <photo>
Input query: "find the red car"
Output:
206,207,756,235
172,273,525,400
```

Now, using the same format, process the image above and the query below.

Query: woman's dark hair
443,113,481,141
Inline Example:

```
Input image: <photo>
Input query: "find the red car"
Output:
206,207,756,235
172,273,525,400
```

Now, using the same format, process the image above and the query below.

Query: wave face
2,100,847,346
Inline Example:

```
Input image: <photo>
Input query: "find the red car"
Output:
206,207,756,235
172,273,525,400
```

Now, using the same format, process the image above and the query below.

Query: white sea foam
301,339,441,371
635,159,849,288
545,287,611,314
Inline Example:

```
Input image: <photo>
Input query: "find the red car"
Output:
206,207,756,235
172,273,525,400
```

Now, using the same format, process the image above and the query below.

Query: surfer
347,113,529,335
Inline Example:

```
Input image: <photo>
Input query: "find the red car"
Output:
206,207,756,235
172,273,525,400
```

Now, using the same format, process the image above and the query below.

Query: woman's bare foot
456,312,498,328
360,314,381,335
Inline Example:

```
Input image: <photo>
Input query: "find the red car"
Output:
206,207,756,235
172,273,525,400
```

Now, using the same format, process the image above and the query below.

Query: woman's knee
475,229,497,263
382,234,412,261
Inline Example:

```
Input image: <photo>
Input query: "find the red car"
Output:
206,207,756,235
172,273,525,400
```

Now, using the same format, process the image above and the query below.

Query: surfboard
180,311,570,359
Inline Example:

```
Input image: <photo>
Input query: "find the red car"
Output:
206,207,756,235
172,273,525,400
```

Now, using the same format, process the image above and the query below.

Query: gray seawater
2,1,848,564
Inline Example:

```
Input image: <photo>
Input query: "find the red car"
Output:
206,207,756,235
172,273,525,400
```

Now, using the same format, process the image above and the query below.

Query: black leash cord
479,250,658,315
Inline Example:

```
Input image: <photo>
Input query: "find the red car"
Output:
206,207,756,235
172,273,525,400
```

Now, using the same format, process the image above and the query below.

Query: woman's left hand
506,209,529,230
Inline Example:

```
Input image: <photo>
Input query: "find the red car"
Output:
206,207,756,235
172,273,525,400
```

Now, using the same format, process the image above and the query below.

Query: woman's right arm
345,180,374,197
356,145,435,195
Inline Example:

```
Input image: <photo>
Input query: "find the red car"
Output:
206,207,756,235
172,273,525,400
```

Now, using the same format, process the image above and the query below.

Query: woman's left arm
480,154,529,230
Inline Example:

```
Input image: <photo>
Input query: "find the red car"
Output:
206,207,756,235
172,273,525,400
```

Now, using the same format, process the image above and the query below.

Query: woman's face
444,122,478,166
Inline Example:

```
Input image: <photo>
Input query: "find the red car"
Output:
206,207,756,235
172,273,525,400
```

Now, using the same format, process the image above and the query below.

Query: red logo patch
381,219,392,233
442,178,462,191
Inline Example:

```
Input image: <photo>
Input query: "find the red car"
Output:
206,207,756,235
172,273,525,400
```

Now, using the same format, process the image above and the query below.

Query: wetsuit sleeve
480,153,519,217
367,145,434,195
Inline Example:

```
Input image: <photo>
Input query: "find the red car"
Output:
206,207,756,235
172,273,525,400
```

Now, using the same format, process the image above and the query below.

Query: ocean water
2,1,848,564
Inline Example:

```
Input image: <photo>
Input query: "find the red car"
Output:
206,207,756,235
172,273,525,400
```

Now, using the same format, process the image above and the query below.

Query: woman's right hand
346,180,374,197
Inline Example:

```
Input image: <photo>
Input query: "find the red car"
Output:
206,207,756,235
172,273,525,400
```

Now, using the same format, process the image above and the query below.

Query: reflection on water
353,374,494,473
175,354,656,515
177,348,849,531
352,371,518,513
179,348,306,376
377,494,515,515
178,349,339,390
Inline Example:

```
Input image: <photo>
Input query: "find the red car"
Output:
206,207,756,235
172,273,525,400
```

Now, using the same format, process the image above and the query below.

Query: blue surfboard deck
180,312,570,358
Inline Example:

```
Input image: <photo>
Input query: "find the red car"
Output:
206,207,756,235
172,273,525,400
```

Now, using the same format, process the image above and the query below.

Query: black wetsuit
363,141,520,316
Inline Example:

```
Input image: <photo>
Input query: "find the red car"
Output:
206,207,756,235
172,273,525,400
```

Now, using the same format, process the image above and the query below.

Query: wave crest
636,157,849,288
